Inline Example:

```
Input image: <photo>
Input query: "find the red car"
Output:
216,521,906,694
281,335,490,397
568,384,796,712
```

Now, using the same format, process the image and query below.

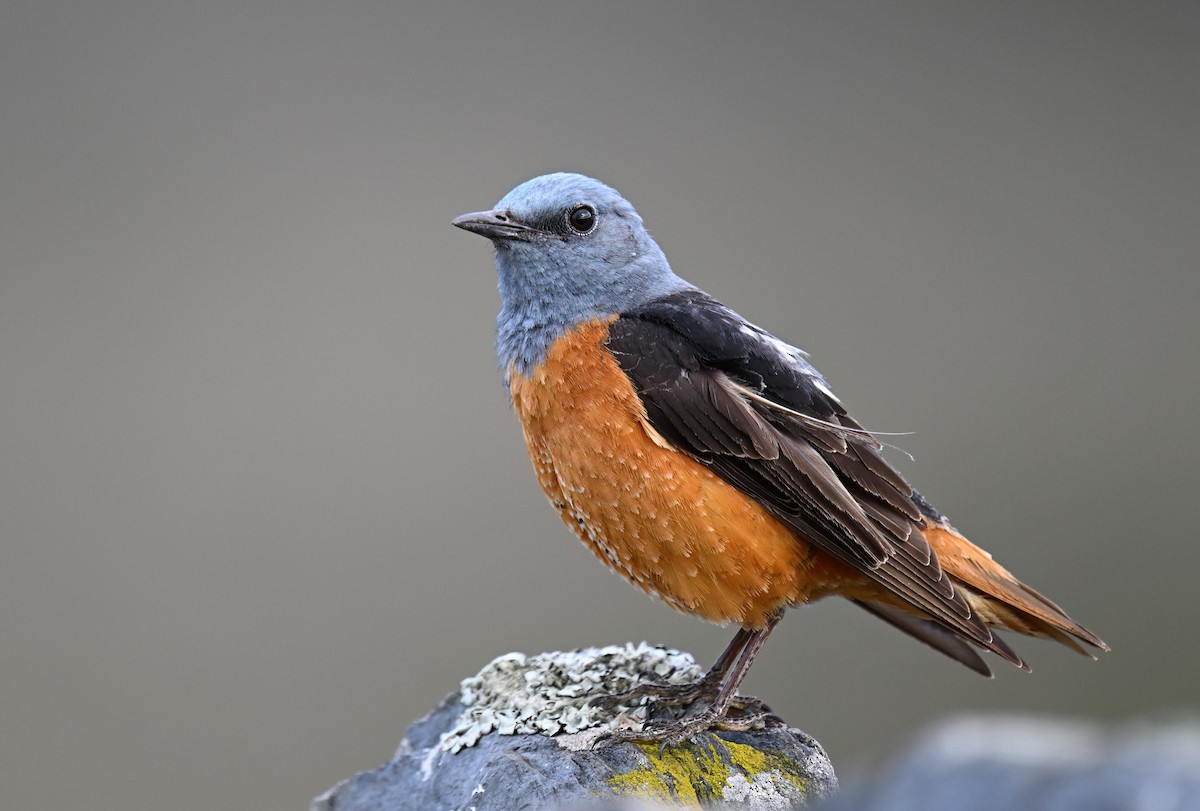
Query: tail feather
959,585,1097,659
923,522,1109,656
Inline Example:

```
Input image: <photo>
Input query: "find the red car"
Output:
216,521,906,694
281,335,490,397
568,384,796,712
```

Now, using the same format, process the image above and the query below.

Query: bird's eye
567,204,597,235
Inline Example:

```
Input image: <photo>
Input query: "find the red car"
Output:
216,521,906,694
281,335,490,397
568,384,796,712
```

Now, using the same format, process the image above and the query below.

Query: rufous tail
930,522,1107,655
858,520,1108,676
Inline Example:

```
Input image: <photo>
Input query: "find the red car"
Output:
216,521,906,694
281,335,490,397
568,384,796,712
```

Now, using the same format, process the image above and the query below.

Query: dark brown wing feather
854,600,993,677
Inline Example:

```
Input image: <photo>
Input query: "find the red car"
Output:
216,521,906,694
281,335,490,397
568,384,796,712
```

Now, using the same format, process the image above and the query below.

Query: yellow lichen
606,739,727,804
724,738,812,795
605,735,811,805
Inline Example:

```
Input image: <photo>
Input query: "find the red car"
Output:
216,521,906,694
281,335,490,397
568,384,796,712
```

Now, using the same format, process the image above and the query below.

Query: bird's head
454,173,688,371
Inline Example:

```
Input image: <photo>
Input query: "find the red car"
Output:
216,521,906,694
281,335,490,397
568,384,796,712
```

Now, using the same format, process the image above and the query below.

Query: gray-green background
2,2,1196,809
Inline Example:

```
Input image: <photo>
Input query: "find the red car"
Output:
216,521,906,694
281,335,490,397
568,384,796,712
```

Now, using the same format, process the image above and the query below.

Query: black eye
567,204,597,235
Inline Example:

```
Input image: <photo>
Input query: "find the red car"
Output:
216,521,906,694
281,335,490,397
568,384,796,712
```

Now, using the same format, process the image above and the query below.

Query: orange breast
507,318,860,628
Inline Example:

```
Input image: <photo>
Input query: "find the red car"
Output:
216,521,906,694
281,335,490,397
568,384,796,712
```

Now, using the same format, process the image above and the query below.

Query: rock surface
820,715,1200,811
311,645,837,810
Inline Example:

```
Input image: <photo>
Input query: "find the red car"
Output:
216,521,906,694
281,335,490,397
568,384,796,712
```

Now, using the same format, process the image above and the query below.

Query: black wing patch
606,289,1022,667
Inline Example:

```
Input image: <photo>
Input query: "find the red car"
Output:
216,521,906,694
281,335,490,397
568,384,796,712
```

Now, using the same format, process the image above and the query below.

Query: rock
819,715,1200,811
311,644,837,810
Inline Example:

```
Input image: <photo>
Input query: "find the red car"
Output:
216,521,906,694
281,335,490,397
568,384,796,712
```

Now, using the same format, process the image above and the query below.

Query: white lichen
439,643,702,754
722,770,795,809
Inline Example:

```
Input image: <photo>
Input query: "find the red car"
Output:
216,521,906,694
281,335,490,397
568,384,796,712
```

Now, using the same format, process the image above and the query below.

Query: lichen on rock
439,643,703,753
313,646,837,810
608,738,815,807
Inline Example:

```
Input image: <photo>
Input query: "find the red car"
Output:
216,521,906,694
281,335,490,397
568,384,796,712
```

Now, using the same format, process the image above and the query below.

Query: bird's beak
451,209,535,242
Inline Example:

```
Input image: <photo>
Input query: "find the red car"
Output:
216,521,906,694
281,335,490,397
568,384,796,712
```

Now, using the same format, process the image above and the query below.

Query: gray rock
312,645,837,810
820,715,1200,811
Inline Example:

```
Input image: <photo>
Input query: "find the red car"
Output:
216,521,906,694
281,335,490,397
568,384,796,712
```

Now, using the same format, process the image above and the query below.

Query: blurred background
2,2,1197,809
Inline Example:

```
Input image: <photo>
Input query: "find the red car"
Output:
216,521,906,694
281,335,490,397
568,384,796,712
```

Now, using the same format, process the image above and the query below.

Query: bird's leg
588,627,753,711
599,614,786,747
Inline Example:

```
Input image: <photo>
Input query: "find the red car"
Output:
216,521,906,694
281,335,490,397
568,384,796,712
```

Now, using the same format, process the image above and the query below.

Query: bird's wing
605,288,1023,666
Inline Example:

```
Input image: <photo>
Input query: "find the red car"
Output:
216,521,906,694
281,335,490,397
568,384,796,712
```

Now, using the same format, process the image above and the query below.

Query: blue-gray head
453,173,690,375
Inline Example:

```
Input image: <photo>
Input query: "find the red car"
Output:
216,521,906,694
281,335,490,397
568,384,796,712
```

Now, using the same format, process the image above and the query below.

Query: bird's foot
594,697,784,750
588,669,723,712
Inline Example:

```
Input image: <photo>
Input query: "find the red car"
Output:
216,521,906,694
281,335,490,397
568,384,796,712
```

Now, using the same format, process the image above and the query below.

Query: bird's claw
587,671,724,711
590,699,784,750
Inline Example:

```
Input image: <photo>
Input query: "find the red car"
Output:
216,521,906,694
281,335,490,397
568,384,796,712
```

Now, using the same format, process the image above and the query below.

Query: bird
452,172,1107,741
